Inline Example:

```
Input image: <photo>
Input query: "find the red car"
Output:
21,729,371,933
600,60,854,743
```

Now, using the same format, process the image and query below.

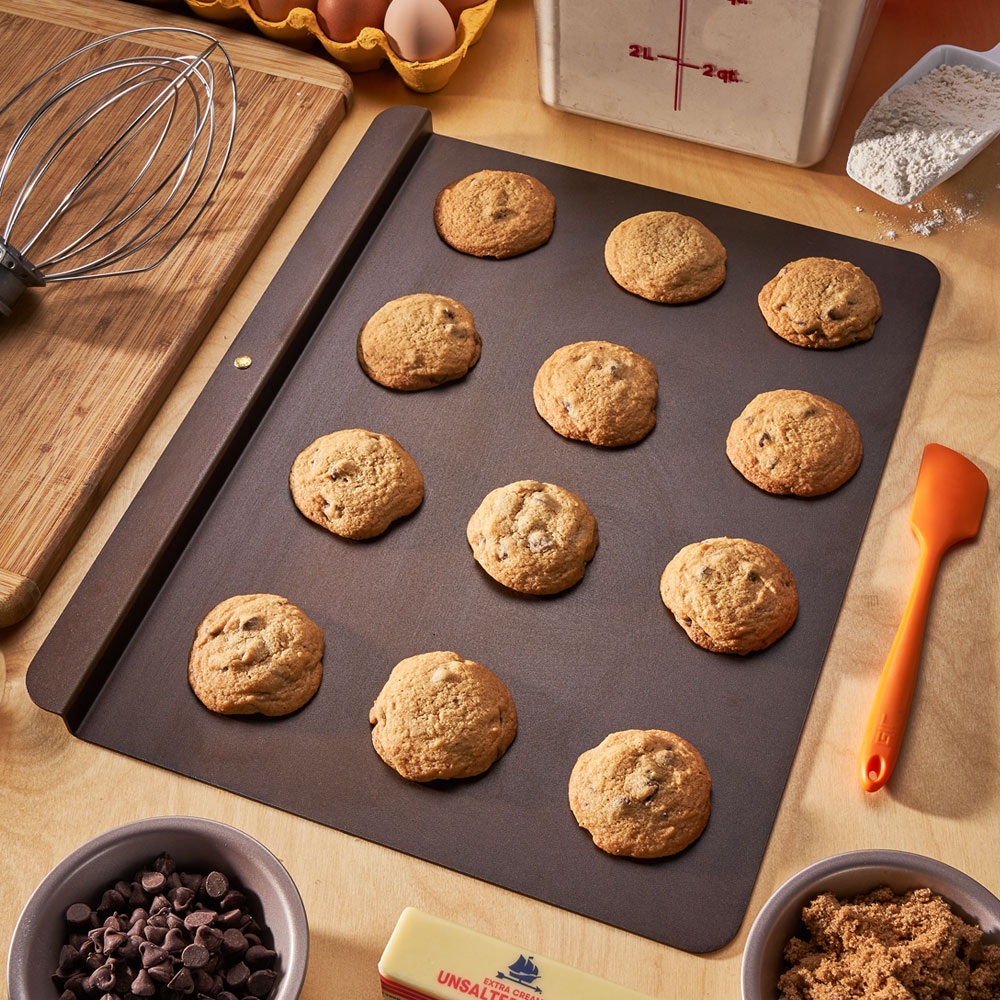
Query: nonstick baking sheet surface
29,108,939,952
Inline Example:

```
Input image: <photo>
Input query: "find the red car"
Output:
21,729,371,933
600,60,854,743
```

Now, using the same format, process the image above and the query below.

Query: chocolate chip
168,887,196,912
130,969,156,997
220,891,245,911
246,969,278,997
65,903,94,927
179,872,204,893
225,962,250,989
245,945,276,969
168,966,195,993
147,961,175,984
103,930,127,954
141,872,167,893
182,944,210,969
88,961,116,991
144,924,167,945
140,942,168,968
183,910,216,931
221,929,247,956
164,928,187,953
203,872,229,900
153,854,177,876
194,925,223,952
97,889,125,914
217,909,243,930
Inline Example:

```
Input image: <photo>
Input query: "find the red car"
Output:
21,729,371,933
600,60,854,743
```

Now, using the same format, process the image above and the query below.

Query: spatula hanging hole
865,756,885,785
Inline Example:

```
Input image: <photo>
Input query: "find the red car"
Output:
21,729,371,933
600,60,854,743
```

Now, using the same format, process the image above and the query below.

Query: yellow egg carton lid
183,0,496,92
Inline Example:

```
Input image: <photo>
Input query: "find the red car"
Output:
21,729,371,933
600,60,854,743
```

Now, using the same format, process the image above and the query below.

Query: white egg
383,0,457,62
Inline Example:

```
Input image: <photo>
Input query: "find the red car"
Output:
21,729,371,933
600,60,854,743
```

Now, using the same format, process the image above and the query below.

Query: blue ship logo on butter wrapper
496,954,542,993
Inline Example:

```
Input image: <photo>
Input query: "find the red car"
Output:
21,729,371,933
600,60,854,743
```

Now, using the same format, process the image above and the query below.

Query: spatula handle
859,542,940,792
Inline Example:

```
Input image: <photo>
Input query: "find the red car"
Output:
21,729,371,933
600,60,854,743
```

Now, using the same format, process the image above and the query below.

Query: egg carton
183,0,496,92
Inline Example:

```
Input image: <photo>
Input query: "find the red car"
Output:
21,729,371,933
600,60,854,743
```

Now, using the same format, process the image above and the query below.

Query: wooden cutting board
0,1,351,626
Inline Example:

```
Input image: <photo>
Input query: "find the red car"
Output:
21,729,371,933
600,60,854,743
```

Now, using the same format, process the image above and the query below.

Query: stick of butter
379,907,661,1000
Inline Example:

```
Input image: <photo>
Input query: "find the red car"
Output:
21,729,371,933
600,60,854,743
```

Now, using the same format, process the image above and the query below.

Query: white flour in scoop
848,63,1000,203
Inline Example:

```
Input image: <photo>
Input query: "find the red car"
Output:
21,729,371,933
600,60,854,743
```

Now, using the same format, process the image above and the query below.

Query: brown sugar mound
778,886,1000,1000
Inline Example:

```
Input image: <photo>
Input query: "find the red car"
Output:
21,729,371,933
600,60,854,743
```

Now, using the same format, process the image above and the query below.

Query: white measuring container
847,42,1000,203
533,0,885,166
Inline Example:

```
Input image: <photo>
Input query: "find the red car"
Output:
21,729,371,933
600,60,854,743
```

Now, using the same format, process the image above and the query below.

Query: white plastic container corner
533,0,885,166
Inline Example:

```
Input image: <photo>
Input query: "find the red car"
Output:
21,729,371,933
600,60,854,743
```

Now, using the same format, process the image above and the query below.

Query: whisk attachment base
0,242,45,319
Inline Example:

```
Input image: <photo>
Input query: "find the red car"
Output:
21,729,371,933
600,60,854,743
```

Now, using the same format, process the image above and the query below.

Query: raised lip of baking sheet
27,106,940,954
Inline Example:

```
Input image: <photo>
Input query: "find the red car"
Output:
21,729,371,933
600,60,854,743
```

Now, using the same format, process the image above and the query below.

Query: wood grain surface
2,0,998,998
0,0,351,624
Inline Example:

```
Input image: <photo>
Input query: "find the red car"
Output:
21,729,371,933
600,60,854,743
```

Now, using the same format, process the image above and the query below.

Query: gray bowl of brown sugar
741,849,1000,1000
6,815,308,1000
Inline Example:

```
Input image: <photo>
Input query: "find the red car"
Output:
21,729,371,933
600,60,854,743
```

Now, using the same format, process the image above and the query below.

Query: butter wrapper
379,907,661,1000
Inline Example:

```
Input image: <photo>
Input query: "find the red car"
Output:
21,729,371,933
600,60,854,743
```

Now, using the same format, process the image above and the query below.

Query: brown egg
316,0,390,40
383,0,456,61
251,0,317,21
439,0,480,25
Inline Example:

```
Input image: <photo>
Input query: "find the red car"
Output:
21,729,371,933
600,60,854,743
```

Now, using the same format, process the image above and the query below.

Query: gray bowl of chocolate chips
7,816,308,1000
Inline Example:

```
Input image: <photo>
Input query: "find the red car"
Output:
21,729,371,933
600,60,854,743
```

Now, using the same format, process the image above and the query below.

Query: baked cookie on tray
659,537,798,655
289,429,423,539
533,340,658,447
188,594,323,716
466,480,598,595
357,293,481,391
604,210,727,303
434,169,555,258
758,256,881,348
569,729,711,858
726,388,863,496
369,650,518,782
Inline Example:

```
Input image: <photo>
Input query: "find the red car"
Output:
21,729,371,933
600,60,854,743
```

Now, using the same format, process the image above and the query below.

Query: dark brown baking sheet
28,106,940,953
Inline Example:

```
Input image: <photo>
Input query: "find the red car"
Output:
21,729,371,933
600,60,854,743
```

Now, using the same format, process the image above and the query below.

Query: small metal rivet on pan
234,355,252,369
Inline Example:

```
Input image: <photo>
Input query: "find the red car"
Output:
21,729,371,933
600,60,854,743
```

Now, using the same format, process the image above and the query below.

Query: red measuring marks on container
627,0,746,110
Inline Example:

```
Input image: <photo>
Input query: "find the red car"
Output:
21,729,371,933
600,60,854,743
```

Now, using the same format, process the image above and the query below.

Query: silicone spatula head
910,443,988,553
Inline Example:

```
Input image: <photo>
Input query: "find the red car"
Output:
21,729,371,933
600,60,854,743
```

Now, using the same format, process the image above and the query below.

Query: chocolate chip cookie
289,429,424,540
533,340,658,447
726,388,863,496
758,257,882,348
466,480,598,595
188,593,324,716
369,650,518,782
357,293,481,391
568,729,712,858
433,169,555,258
659,537,798,655
604,210,727,303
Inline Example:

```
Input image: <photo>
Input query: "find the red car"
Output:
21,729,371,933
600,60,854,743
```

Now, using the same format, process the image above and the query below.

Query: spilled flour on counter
856,184,989,241
848,63,1000,204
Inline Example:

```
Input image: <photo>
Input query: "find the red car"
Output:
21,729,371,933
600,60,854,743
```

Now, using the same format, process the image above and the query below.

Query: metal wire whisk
0,26,237,318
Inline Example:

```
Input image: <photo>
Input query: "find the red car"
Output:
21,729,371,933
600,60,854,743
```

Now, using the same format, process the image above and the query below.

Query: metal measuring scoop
847,42,1000,204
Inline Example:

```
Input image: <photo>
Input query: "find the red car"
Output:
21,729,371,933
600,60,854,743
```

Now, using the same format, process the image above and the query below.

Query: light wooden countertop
2,0,998,996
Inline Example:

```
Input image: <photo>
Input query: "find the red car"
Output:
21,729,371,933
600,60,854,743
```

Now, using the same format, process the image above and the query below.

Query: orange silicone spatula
859,443,988,792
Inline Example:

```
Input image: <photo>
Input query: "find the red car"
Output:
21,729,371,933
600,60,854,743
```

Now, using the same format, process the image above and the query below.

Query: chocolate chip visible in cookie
466,480,598,595
357,293,481,391
569,729,711,858
659,537,798,655
369,650,518,781
533,340,658,447
758,257,881,348
434,169,555,258
289,429,424,539
726,388,863,496
604,210,727,303
188,594,323,716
